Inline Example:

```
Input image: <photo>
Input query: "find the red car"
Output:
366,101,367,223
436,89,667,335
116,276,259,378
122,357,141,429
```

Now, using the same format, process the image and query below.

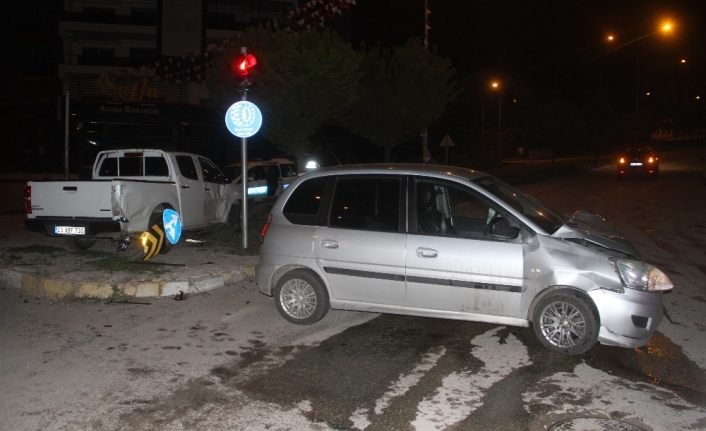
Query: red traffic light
232,53,257,77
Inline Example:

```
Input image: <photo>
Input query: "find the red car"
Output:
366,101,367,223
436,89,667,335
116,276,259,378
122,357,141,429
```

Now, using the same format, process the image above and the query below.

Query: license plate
54,226,85,235
630,162,643,166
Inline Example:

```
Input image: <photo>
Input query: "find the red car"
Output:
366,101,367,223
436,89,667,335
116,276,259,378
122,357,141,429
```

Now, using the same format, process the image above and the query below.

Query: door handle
181,185,190,189
321,239,340,249
416,247,438,258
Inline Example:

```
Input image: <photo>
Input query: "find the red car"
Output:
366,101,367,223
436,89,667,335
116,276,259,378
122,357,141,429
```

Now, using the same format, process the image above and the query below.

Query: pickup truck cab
25,149,238,252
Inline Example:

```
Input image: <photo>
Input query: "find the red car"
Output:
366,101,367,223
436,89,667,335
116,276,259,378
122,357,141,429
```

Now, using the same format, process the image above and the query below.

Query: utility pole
64,90,70,180
421,0,431,162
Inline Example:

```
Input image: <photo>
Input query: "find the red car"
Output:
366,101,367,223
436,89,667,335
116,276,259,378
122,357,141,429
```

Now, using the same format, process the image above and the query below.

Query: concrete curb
0,264,257,300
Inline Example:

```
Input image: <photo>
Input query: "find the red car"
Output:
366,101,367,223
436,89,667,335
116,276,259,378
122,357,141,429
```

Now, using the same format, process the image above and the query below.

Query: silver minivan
256,164,673,355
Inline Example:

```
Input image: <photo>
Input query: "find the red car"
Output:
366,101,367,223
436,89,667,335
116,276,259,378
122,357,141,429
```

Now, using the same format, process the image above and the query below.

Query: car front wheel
532,291,598,355
274,270,329,324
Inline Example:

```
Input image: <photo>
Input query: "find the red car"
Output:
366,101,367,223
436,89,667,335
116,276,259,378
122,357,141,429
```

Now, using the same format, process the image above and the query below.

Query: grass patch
6,245,66,255
186,200,273,256
85,257,169,275
69,249,115,259
187,224,263,256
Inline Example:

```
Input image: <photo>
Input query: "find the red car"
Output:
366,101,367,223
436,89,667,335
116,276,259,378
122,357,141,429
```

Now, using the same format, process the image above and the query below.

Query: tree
338,39,459,162
207,27,361,168
523,98,588,157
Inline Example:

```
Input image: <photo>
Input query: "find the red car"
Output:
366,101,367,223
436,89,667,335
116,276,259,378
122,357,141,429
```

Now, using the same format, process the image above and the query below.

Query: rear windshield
98,155,169,177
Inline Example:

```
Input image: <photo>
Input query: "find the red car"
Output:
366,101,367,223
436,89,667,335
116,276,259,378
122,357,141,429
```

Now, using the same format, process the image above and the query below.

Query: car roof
225,158,295,168
299,163,488,181
625,146,655,152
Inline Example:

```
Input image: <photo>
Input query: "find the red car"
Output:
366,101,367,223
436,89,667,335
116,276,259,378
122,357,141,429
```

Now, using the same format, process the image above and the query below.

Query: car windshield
625,147,653,156
473,175,565,234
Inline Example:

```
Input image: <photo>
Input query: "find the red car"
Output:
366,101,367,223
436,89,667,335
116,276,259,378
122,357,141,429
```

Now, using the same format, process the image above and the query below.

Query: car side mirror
490,217,520,239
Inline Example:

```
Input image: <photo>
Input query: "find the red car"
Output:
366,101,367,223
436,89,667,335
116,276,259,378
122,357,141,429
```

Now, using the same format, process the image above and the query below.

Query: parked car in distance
256,164,673,355
223,158,298,202
617,146,659,179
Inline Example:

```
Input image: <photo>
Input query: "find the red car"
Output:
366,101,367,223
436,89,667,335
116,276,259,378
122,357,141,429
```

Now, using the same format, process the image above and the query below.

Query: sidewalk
0,212,259,300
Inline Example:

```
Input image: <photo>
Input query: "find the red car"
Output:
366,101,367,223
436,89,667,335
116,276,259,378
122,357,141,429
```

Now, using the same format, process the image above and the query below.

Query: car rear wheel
274,269,329,324
532,291,598,355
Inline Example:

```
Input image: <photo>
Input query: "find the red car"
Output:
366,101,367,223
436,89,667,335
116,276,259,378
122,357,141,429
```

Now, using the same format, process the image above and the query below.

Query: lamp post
608,19,675,146
490,80,502,159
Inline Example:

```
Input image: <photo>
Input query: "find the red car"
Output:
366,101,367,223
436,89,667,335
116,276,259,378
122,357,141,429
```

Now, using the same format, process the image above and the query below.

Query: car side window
249,166,266,181
416,180,514,240
280,163,297,177
199,157,224,183
176,155,198,180
283,177,328,225
329,176,401,232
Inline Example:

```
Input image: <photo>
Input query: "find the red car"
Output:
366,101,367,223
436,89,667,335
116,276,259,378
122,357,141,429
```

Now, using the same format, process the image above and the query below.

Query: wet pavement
2,145,706,430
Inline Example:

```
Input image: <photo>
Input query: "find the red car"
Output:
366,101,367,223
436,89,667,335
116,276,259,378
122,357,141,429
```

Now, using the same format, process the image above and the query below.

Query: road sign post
439,134,455,165
225,99,263,249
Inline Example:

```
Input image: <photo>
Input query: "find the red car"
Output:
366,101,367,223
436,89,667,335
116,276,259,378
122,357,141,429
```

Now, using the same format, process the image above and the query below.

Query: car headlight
615,258,673,291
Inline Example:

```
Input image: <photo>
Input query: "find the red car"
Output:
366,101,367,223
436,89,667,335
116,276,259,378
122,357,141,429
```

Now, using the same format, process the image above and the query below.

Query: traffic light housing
232,52,257,78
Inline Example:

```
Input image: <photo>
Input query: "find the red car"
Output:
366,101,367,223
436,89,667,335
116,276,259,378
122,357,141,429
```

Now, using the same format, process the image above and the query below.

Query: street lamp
636,19,676,145
490,80,502,159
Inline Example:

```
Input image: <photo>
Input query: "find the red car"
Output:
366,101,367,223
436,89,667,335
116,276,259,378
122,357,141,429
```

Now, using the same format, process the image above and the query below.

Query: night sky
347,0,706,114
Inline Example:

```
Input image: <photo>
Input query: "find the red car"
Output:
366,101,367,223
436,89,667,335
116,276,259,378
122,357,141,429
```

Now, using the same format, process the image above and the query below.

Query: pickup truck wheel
68,237,96,250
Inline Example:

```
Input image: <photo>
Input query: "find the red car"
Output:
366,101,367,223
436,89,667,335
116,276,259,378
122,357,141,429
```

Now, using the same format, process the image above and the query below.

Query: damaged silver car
256,164,673,355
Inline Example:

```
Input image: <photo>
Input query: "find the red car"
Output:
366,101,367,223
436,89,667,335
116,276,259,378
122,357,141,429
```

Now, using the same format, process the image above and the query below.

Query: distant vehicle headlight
615,258,673,291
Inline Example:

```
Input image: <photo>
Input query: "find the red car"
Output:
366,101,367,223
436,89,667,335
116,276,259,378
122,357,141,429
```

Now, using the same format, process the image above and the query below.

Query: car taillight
259,213,272,244
24,185,32,214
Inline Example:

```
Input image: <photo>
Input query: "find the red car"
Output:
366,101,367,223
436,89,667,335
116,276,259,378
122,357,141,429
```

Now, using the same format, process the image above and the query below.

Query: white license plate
54,226,85,235
630,162,643,166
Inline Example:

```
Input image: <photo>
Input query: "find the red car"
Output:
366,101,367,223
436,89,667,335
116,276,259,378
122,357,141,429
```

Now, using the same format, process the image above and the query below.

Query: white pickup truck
25,149,239,252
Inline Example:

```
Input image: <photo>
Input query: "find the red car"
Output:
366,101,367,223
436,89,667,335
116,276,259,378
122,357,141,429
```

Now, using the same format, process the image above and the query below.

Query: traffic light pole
230,45,258,250
240,89,249,249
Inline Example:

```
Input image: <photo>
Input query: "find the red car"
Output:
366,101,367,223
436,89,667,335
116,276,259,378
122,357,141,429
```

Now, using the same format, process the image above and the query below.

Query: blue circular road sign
162,209,182,245
225,101,263,138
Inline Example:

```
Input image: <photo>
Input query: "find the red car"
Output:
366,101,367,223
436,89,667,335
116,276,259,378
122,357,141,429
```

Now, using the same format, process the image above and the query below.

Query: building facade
0,0,295,175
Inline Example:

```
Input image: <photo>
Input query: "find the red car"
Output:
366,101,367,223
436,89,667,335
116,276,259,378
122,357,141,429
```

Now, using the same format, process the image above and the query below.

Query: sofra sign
97,74,160,103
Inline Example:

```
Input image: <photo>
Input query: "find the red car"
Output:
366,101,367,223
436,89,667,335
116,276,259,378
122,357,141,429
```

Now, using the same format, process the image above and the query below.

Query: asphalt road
1,144,705,431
